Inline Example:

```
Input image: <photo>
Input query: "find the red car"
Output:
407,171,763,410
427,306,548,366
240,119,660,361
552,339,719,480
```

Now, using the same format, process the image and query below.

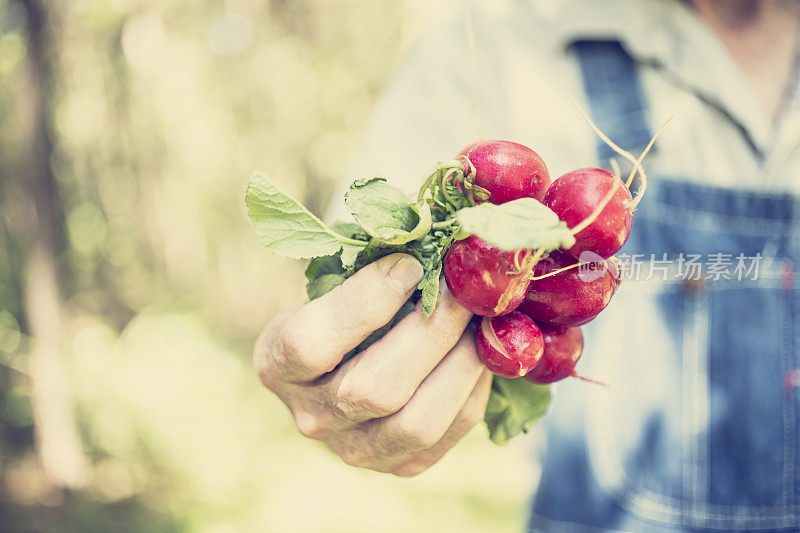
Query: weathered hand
254,253,491,476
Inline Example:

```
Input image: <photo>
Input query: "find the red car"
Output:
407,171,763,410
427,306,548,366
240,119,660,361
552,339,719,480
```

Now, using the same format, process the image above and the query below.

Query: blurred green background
0,1,537,531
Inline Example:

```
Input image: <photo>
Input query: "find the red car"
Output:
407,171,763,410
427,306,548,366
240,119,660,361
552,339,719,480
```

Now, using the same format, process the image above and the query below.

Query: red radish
544,168,633,260
525,325,583,384
476,312,544,378
462,140,550,203
444,235,531,317
518,251,618,327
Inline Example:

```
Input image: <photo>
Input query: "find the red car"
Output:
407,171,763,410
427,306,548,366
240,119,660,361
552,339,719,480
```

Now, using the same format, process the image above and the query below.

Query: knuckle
275,320,332,378
338,445,369,468
278,320,311,361
334,382,406,421
392,421,442,452
294,412,326,440
332,394,359,421
253,323,281,389
253,349,274,389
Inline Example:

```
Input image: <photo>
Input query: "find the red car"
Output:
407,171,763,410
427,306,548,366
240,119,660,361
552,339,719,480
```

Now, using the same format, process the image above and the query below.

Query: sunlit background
0,1,538,531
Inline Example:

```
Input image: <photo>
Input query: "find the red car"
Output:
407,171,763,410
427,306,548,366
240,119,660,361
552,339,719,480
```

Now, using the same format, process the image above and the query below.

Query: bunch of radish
246,108,666,444
446,140,629,383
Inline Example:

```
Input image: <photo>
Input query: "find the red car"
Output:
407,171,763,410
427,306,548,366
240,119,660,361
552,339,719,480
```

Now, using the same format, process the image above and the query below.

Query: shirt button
682,277,705,293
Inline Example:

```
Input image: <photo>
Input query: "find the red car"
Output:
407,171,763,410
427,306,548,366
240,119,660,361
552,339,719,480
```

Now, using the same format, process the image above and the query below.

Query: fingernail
387,255,424,292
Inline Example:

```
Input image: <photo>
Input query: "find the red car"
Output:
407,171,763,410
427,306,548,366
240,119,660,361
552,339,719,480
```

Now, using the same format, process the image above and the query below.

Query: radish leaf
346,177,432,245
246,172,367,264
305,253,345,282
457,198,576,251
484,377,551,445
306,273,347,300
414,230,451,317
418,262,441,317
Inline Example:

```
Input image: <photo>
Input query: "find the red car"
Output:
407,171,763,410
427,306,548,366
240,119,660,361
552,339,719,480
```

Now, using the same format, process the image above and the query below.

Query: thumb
278,253,423,382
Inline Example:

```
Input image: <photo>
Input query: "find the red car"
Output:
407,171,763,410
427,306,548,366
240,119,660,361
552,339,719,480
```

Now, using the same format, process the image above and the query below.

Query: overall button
681,276,705,294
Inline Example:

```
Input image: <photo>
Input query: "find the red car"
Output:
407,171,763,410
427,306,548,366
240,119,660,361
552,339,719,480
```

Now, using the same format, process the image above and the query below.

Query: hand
254,253,492,476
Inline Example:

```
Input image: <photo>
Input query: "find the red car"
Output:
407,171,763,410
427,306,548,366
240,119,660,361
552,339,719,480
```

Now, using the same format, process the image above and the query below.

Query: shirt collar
546,0,774,155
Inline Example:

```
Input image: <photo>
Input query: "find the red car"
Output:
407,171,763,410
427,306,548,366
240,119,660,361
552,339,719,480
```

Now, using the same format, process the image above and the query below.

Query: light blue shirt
333,0,800,217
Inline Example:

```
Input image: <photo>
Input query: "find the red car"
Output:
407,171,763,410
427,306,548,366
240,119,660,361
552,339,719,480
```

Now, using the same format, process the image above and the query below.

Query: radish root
610,159,622,180
525,260,589,281
629,117,672,209
573,372,618,389
571,100,672,222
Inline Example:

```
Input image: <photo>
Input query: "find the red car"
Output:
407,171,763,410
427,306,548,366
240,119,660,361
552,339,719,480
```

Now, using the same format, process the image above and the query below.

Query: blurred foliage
0,0,537,531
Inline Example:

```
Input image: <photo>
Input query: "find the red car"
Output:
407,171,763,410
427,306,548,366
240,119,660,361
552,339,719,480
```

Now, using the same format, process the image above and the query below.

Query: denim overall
528,41,800,532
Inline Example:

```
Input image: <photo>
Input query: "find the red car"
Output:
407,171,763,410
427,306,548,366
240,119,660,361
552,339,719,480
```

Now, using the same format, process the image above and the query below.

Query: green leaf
330,220,369,241
484,377,551,445
245,172,367,259
351,241,403,271
306,273,347,300
412,229,452,318
345,177,432,245
340,244,362,269
418,261,441,317
457,198,576,251
305,253,345,282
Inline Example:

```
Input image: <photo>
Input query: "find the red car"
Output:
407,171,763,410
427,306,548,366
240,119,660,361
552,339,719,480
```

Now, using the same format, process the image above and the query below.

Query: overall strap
573,40,654,165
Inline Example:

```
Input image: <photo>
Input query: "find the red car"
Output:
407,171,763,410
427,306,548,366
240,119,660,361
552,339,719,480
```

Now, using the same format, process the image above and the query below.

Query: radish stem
431,220,456,231
417,169,439,202
525,261,589,281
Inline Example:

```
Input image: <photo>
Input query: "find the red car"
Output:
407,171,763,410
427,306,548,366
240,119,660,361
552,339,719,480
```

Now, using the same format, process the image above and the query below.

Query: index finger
261,253,424,383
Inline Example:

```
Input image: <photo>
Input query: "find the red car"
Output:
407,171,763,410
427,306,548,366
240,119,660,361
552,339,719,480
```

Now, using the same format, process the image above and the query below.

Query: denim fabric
573,40,654,165
529,42,800,532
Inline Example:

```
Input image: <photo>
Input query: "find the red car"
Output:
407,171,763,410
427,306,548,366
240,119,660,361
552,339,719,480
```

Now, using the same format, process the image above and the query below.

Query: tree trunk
19,0,87,489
